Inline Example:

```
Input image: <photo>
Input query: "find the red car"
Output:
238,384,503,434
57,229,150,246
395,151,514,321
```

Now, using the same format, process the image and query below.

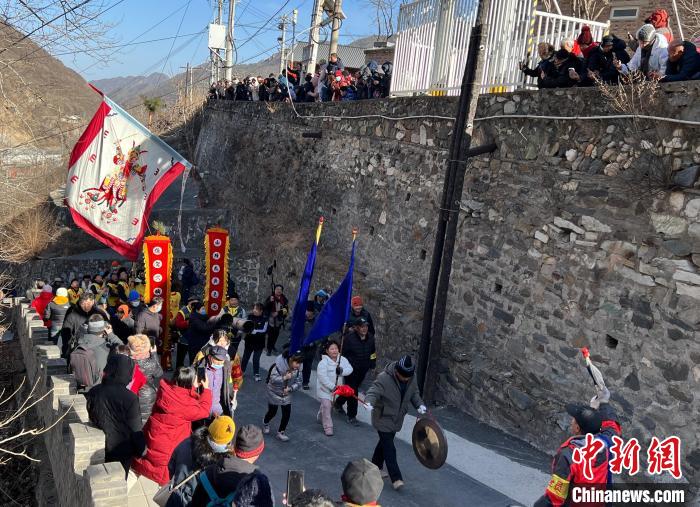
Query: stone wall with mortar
193,83,700,487
9,298,130,506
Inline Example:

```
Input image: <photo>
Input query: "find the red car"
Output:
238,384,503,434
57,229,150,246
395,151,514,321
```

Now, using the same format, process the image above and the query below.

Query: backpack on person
70,345,100,389
198,472,237,507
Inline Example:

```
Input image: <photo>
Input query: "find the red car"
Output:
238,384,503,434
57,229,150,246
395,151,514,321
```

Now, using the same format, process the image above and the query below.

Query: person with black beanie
364,355,426,491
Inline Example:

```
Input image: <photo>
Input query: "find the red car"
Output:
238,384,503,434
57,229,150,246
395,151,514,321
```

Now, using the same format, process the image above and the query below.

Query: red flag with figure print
65,88,191,260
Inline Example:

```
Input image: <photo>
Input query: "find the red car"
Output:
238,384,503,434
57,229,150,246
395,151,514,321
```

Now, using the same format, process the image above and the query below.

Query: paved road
232,366,520,507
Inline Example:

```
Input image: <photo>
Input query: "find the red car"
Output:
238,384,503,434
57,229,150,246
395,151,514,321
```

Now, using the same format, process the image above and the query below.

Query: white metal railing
391,0,609,96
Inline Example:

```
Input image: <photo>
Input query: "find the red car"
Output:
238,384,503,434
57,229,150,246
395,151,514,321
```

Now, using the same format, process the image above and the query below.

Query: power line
154,0,194,89
5,0,130,66
236,0,293,52
79,1,193,75
17,30,207,60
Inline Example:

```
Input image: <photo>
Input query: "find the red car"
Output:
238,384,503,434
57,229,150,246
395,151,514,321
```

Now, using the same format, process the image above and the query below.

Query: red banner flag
143,235,173,367
204,228,230,317
65,92,190,260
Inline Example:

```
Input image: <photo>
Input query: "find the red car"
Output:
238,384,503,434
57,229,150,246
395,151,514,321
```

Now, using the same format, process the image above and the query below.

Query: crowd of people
520,10,700,88
26,259,424,506
208,53,393,104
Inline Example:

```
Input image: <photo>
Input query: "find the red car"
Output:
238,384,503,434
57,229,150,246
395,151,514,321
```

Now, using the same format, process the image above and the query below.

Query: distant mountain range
91,72,171,105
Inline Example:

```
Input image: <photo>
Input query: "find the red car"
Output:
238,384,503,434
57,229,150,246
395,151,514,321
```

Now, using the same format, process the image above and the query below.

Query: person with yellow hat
207,415,236,452
166,416,236,506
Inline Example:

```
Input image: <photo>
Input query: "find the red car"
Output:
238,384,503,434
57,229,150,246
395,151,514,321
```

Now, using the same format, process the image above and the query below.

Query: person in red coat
32,285,54,326
131,366,212,485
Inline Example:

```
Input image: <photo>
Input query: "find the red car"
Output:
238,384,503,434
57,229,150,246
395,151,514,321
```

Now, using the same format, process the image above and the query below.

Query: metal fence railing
390,0,609,96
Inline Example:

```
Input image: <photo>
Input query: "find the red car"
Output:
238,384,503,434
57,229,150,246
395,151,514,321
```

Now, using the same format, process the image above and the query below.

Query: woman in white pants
316,340,353,436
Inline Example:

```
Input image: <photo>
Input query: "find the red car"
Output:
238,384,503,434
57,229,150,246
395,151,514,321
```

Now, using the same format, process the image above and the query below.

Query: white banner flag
65,92,191,259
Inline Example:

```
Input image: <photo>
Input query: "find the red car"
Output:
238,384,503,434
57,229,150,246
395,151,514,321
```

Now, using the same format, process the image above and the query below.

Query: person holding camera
131,366,212,485
263,350,303,442
317,339,353,436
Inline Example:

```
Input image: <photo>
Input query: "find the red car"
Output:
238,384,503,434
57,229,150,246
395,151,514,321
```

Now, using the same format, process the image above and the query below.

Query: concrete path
232,352,551,507
126,346,552,507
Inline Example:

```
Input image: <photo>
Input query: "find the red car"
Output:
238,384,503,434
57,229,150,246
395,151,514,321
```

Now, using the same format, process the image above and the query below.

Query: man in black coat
86,354,145,476
135,296,162,345
60,292,108,359
662,40,700,82
540,49,582,88
185,304,217,364
334,317,376,425
587,36,622,84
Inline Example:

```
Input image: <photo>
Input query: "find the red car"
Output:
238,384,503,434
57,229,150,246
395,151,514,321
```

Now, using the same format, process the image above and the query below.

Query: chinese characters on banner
204,228,230,317
143,235,173,368
573,435,682,480
65,93,191,260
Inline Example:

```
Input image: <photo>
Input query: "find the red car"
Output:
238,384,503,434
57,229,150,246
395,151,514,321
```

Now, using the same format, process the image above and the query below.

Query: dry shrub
594,73,670,193
595,71,660,131
0,205,59,263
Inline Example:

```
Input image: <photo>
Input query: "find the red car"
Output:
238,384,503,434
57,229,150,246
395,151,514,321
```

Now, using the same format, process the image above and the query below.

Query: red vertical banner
143,235,173,367
204,227,230,317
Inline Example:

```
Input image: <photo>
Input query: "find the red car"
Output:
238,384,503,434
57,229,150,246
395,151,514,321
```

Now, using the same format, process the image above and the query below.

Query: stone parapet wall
194,84,700,487
11,299,129,506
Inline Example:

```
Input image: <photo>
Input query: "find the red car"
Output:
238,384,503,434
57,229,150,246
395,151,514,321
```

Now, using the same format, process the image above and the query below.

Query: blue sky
59,0,394,81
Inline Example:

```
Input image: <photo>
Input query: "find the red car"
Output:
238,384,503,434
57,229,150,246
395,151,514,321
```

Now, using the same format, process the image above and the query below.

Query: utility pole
210,0,223,84
224,0,236,81
328,0,342,58
278,15,288,75
188,62,193,105
180,63,191,106
290,9,298,76
417,0,495,404
307,0,323,74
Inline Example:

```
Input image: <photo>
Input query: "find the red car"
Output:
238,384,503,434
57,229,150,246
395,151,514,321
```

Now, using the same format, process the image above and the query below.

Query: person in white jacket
316,339,353,436
617,24,669,78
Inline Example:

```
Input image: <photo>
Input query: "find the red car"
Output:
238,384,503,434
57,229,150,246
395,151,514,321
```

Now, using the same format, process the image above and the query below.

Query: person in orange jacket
535,386,621,507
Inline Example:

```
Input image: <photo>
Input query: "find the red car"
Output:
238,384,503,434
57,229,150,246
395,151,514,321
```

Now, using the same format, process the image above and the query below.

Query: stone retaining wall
11,298,129,506
193,84,700,487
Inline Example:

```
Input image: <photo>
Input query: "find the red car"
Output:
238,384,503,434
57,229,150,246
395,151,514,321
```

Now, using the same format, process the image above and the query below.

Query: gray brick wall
12,300,129,507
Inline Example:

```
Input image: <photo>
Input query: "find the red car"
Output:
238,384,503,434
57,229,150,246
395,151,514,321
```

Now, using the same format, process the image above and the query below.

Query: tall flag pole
288,217,324,353
204,227,230,317
65,86,191,260
304,228,358,346
143,234,173,369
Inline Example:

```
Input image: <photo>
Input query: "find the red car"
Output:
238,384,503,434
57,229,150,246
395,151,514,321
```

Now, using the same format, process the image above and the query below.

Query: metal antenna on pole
278,15,288,75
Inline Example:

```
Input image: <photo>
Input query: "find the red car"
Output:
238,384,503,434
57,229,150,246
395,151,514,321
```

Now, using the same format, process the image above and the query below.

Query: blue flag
288,219,323,353
304,236,356,346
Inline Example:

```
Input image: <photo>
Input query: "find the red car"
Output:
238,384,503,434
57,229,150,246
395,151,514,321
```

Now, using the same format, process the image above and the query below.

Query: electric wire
4,0,129,65
78,1,193,74
0,0,93,57
153,0,193,89
17,30,207,60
